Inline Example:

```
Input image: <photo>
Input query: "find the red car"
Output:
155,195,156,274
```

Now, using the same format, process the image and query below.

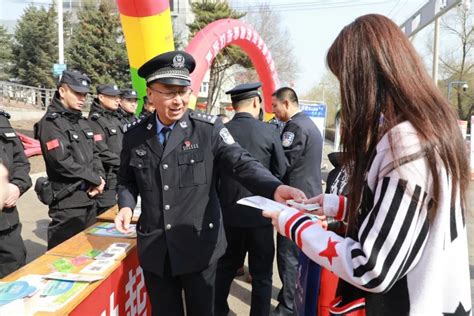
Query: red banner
71,248,151,316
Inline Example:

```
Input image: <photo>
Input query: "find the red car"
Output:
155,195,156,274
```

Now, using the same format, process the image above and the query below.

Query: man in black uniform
0,109,32,277
118,88,139,125
88,84,123,215
115,50,305,316
138,95,155,120
214,82,286,316
271,87,323,316
35,70,105,249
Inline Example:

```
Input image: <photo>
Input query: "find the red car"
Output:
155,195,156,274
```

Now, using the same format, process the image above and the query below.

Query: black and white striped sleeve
278,165,430,293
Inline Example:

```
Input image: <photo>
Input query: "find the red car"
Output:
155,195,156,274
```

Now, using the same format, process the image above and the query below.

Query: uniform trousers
143,254,217,316
274,233,300,316
215,225,274,316
47,204,97,249
0,223,26,278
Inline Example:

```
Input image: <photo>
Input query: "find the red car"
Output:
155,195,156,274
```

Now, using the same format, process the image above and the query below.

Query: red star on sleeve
319,237,339,265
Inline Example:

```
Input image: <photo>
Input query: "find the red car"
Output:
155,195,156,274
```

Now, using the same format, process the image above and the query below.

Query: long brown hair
326,14,469,232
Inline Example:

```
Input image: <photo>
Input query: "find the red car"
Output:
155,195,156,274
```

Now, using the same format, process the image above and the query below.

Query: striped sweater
278,121,471,315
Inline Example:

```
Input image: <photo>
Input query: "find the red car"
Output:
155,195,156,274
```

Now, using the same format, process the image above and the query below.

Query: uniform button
163,164,168,169
164,185,169,191
190,159,195,164
138,163,142,168
166,224,171,230
164,205,170,210
209,223,214,229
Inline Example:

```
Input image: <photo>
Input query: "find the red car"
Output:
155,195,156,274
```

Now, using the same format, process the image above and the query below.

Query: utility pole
58,0,64,65
432,17,440,85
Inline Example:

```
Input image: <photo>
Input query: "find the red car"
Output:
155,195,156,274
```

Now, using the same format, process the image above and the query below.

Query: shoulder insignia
282,131,295,147
123,118,143,133
46,112,59,120
0,109,11,119
91,112,101,121
190,111,216,124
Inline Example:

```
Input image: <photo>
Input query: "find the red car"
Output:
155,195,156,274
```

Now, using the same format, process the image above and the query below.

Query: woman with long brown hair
264,14,471,315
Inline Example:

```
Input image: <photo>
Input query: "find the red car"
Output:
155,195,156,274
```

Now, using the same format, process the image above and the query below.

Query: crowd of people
0,13,471,316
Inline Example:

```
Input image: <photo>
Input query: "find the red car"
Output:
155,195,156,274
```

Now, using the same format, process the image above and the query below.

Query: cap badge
172,54,185,69
132,91,136,95
81,80,88,86
113,85,118,90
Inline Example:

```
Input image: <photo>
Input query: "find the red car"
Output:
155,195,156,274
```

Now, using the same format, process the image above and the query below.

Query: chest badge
282,131,295,147
179,121,188,129
135,149,147,157
182,140,198,151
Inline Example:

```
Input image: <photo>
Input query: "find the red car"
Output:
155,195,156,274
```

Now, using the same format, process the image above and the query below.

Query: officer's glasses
149,86,193,100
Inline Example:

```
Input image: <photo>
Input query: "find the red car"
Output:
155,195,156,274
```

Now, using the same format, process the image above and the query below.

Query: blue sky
1,0,440,93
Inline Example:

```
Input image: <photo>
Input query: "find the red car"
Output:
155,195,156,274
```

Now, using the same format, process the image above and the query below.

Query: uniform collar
155,115,177,135
233,112,255,119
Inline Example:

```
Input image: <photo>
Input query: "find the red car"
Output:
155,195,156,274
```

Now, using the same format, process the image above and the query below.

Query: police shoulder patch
282,131,295,147
123,118,143,133
219,127,235,145
0,109,11,119
190,111,216,124
46,112,59,120
91,112,101,120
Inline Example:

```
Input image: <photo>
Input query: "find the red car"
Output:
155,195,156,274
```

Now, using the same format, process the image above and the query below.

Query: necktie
160,127,171,147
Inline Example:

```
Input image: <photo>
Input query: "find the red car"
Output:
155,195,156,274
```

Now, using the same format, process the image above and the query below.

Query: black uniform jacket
281,111,323,197
88,101,122,207
34,93,104,209
117,107,136,126
118,110,282,277
0,111,31,231
217,112,286,227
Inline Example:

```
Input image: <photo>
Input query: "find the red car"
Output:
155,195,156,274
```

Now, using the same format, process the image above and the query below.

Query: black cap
120,88,139,99
58,70,91,93
226,82,262,103
138,50,196,86
97,84,121,96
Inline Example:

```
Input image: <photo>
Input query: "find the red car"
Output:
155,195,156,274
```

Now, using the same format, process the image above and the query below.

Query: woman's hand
294,194,325,216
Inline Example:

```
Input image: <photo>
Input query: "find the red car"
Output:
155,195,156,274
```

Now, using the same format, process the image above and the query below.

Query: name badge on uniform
135,149,147,157
219,128,235,145
282,132,295,147
182,140,198,151
180,121,188,129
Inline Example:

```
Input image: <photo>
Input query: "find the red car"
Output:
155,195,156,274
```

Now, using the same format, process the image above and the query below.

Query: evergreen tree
67,0,129,87
0,25,12,80
11,4,58,88
188,0,252,111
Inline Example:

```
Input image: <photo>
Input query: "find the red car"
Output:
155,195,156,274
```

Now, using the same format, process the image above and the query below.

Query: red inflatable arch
185,19,279,114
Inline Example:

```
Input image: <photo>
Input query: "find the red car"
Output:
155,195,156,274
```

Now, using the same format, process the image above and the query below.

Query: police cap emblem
172,54,185,69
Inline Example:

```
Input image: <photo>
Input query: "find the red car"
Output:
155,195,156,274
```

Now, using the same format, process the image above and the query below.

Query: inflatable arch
185,18,279,114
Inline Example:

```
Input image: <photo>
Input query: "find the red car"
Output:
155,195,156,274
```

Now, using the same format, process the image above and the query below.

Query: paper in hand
237,196,297,213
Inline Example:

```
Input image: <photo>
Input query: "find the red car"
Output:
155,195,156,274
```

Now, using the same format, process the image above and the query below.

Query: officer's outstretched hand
4,183,20,208
273,185,306,203
115,207,133,234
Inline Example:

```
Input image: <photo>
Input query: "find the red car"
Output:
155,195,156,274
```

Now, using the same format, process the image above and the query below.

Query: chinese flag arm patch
46,139,60,151
94,134,103,142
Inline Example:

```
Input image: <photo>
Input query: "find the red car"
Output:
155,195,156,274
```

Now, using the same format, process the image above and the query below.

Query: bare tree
242,3,300,86
439,5,474,119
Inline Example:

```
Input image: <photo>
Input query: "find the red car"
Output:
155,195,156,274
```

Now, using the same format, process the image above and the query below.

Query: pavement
10,141,474,313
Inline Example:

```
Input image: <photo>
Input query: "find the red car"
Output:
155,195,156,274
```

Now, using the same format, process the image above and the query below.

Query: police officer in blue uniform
214,82,287,316
271,87,323,316
115,51,305,316
0,110,31,277
35,70,105,249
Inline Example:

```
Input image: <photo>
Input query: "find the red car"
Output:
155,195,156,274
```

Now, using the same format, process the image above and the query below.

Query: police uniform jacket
34,93,104,209
281,111,323,197
118,110,282,277
88,100,122,207
0,111,32,231
117,107,136,126
217,112,286,227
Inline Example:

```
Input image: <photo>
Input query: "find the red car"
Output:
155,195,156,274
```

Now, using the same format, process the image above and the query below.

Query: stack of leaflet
0,280,38,306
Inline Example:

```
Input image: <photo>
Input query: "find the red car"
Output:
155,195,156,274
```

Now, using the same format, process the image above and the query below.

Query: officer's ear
58,84,67,99
98,94,105,103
